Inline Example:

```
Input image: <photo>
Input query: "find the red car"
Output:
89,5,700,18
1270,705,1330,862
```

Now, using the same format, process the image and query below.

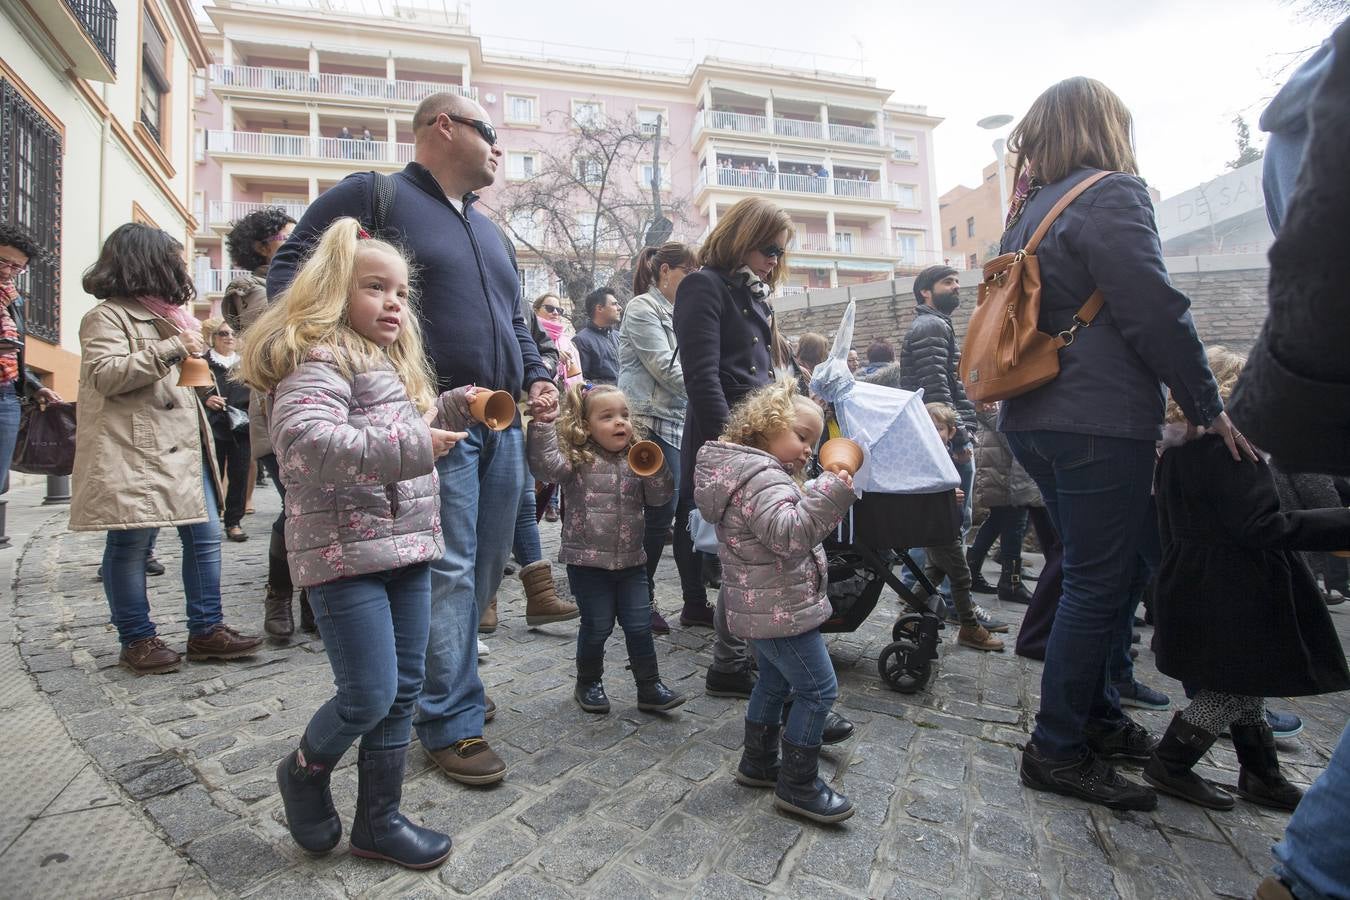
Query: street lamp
977,114,1014,223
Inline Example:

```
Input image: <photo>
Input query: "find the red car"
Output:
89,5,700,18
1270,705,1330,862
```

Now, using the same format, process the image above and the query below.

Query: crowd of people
2,21,1345,894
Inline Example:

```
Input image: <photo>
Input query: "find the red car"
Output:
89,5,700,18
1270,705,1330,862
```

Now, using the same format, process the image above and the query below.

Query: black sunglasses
444,113,498,147
541,304,563,315
759,244,786,259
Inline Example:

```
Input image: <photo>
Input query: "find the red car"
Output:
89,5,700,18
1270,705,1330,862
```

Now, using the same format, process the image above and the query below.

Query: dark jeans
1110,497,1162,687
745,629,838,746
103,466,223,644
259,453,291,593
971,506,1029,563
566,564,654,666
215,435,250,529
641,433,704,604
303,563,432,759
1007,430,1157,760
512,470,543,567
0,383,21,493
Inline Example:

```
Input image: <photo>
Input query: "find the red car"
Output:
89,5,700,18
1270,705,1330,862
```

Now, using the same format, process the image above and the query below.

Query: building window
575,156,603,185
194,128,205,163
139,5,170,146
891,134,918,161
504,94,538,125
508,211,542,245
572,100,603,128
636,107,665,136
506,151,537,180
949,226,957,248
0,80,62,343
893,183,918,208
520,265,549,299
894,232,919,265
193,72,206,99
968,252,978,269
640,162,670,189
966,216,975,237
576,211,599,243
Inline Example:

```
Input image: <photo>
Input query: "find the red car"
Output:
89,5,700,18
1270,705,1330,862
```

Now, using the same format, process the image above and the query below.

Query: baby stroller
809,301,963,695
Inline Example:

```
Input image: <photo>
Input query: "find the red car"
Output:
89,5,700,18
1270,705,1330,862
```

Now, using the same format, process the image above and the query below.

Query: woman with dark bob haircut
71,222,262,675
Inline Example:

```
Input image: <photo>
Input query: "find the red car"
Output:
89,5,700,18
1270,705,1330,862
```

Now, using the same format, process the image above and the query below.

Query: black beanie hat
913,265,959,304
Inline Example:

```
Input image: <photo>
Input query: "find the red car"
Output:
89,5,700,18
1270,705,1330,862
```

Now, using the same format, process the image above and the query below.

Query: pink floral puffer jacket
270,347,443,588
527,421,674,570
694,441,856,639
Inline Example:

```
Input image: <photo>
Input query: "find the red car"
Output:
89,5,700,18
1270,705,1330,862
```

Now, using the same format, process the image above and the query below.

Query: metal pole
993,137,1009,224
43,475,71,505
0,473,10,548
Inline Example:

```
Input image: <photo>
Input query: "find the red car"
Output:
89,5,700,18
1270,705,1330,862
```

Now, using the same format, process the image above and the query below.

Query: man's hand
205,394,227,411
952,446,974,465
955,487,966,506
34,387,63,406
528,380,560,423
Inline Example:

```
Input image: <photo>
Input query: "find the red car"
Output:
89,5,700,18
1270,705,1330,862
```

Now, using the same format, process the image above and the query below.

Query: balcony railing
707,110,767,133
773,117,824,141
701,168,888,202
195,269,250,295
828,123,881,146
793,234,898,257
64,0,117,72
832,178,886,200
209,64,476,104
694,110,881,147
208,200,310,230
207,131,414,165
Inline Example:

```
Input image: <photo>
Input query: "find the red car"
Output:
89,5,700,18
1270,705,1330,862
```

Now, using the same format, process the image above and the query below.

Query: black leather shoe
350,747,452,870
1020,741,1156,811
1231,722,1304,811
275,742,342,854
145,556,166,577
775,737,854,823
781,701,855,745
1085,717,1157,762
575,658,610,713
705,667,756,699
736,719,780,787
632,655,685,712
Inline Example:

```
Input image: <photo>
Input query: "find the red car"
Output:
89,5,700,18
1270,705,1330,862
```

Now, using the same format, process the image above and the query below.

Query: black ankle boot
1143,713,1234,810
275,739,342,854
997,558,1033,605
775,738,853,824
967,548,996,594
350,746,452,869
299,589,317,633
736,719,781,787
1231,722,1304,811
631,655,684,712
575,657,610,714
781,700,855,745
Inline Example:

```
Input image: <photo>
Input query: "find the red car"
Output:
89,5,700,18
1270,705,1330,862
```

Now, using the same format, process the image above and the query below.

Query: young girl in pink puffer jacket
693,378,857,825
240,217,466,871
527,381,679,715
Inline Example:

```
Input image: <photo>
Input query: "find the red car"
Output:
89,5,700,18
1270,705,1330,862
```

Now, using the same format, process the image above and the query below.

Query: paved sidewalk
0,482,1346,899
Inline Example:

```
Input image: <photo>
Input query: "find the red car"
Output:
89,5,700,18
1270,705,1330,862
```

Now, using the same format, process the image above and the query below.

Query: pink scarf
136,295,198,334
538,316,584,387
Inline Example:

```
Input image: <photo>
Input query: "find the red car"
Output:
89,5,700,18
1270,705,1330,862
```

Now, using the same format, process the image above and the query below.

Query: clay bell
177,355,216,388
818,437,864,475
469,389,516,431
628,440,664,477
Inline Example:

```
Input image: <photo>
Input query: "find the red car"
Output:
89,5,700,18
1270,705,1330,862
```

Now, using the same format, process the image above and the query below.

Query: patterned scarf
733,266,771,300
136,294,199,334
1004,160,1044,231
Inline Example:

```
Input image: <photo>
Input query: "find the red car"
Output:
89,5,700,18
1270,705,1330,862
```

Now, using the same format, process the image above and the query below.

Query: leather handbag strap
1024,170,1115,254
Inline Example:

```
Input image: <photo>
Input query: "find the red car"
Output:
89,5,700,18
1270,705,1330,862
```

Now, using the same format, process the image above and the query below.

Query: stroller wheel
892,614,924,645
878,640,932,694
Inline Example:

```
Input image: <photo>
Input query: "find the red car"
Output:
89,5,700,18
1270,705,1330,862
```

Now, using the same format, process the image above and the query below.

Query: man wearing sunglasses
269,93,559,789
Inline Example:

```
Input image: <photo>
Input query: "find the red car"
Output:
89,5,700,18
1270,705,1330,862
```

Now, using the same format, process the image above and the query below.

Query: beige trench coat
222,270,273,459
69,297,222,531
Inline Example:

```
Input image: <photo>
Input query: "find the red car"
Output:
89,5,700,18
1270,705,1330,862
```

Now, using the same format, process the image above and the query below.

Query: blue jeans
641,433,681,598
567,564,654,665
103,466,222,644
1007,430,1157,760
1110,501,1162,687
956,453,975,534
1274,720,1350,900
746,630,838,746
415,424,523,749
511,465,542,567
0,383,20,492
970,506,1030,563
304,563,431,759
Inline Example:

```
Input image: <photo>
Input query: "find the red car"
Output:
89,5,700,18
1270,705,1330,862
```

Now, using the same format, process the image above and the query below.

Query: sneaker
145,557,166,577
543,505,559,523
427,737,506,785
957,623,1005,652
705,667,756,699
944,603,1010,634
185,624,263,661
477,638,490,659
1020,741,1157,811
119,636,181,674
1220,710,1304,741
1085,717,1157,762
1114,680,1171,711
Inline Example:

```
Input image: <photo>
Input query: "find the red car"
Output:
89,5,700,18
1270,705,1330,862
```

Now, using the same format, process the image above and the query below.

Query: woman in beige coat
72,223,261,675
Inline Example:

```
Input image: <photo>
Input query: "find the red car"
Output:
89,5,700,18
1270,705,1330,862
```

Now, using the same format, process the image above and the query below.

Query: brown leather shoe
519,561,579,626
120,637,181,674
186,624,264,661
426,737,506,785
484,695,496,723
1256,876,1295,900
263,584,295,638
479,596,498,634
957,623,1005,652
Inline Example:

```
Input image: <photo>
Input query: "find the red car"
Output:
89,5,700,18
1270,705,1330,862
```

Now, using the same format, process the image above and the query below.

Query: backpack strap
1024,170,1115,254
368,170,396,237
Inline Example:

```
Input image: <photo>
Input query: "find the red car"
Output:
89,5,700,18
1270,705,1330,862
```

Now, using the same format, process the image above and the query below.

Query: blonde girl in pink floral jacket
239,217,465,871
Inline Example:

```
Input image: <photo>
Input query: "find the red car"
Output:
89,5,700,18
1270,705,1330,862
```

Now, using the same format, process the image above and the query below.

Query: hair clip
357,227,372,240
581,381,596,395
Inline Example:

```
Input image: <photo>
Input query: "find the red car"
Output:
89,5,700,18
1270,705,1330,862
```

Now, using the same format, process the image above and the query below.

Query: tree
1227,115,1264,170
1283,0,1350,20
483,110,690,309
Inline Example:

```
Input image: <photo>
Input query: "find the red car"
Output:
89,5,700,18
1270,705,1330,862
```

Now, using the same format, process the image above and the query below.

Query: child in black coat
1148,347,1350,813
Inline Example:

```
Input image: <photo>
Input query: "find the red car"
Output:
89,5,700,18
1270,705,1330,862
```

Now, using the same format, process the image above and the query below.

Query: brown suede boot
519,561,579,626
479,597,498,634
264,584,295,638
957,623,1004,652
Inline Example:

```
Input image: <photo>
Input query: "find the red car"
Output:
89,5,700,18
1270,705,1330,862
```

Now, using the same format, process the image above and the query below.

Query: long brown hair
698,197,794,290
1007,77,1138,187
631,242,696,296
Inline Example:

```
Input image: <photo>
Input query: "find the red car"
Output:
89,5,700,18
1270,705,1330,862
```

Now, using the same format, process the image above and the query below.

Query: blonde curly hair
1166,346,1246,424
555,382,632,469
720,377,823,454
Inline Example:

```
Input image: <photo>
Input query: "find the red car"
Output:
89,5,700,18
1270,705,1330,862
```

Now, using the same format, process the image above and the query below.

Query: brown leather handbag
959,170,1113,402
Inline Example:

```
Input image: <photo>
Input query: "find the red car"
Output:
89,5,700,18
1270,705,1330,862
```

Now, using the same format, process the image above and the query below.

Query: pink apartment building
192,0,944,308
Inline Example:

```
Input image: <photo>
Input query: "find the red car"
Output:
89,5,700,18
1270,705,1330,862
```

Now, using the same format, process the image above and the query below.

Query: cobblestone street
1,483,1347,899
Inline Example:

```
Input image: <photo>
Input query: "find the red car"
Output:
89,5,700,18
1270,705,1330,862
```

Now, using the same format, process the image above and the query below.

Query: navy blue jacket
267,163,549,396
997,169,1222,442
673,267,778,489
571,322,619,385
899,304,976,450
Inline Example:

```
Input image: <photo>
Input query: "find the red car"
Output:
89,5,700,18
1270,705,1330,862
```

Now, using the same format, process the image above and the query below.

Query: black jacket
571,322,619,385
1230,19,1350,474
997,170,1222,442
1153,435,1350,697
899,304,976,448
6,297,48,399
673,267,779,489
203,354,251,447
267,163,549,396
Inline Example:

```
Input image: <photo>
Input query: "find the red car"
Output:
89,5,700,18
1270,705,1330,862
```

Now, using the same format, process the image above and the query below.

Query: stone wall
774,253,1271,357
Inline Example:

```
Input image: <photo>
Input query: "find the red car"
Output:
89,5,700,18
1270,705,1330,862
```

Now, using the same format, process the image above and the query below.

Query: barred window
0,80,62,343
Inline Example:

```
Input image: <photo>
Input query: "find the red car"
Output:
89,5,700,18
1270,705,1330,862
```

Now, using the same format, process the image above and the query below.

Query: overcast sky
471,0,1334,199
